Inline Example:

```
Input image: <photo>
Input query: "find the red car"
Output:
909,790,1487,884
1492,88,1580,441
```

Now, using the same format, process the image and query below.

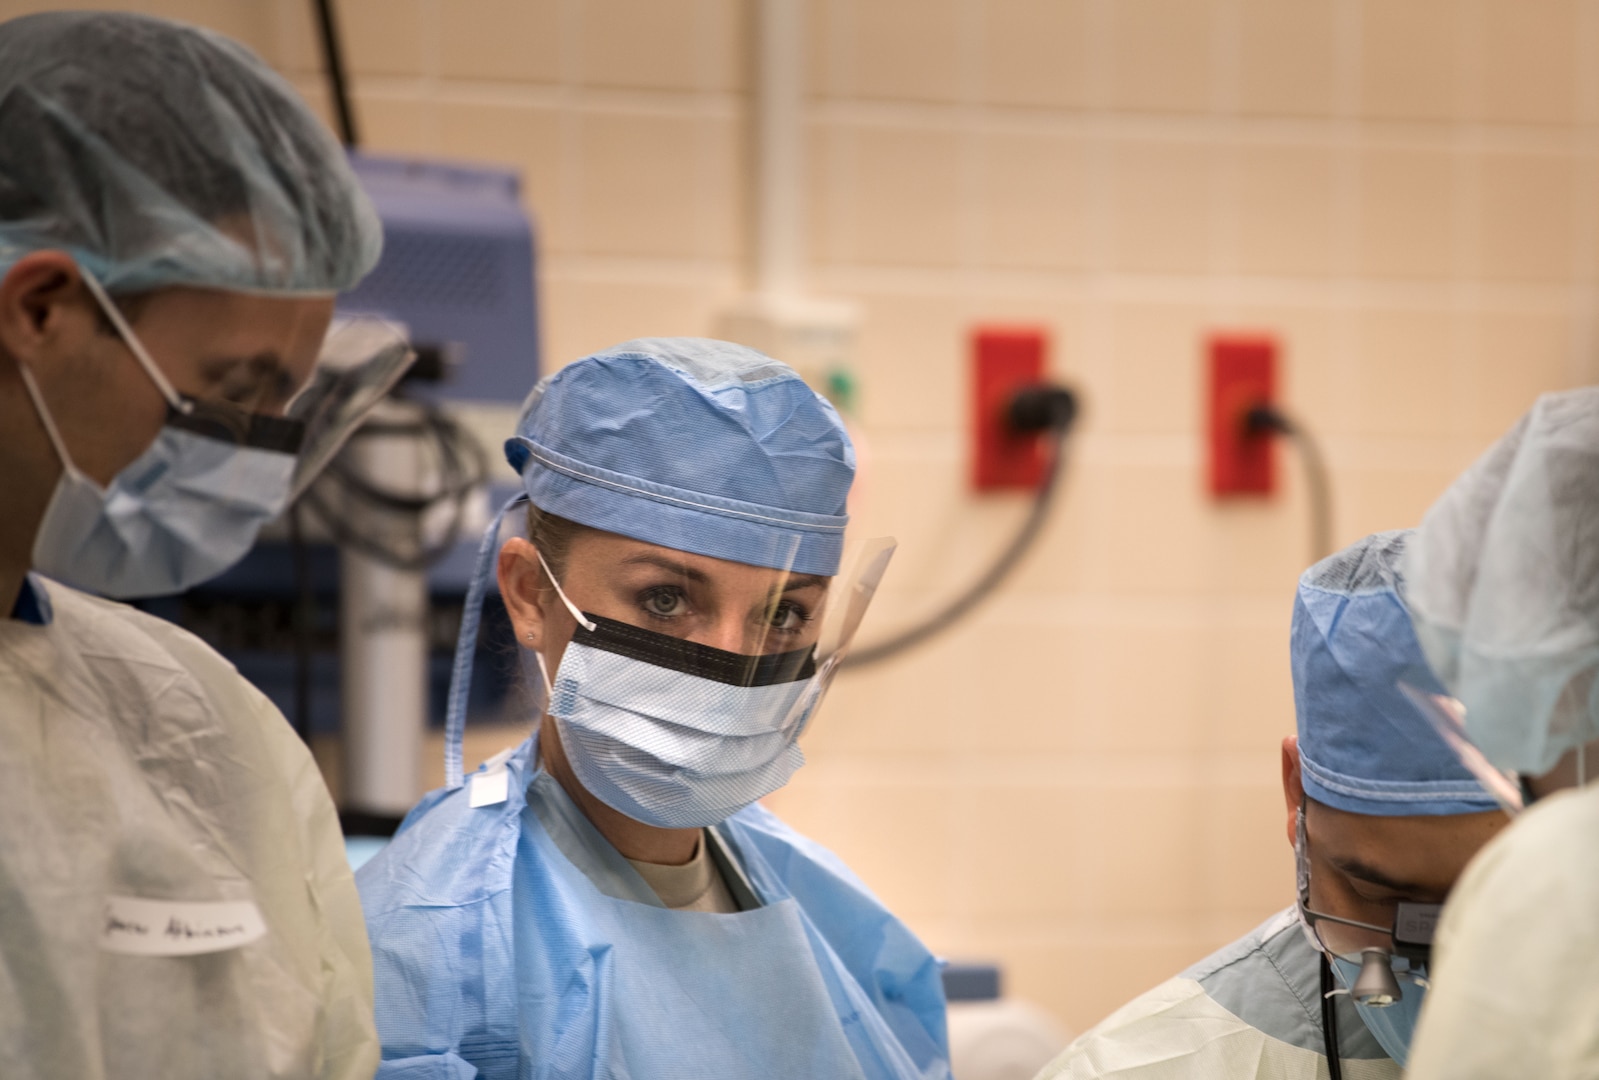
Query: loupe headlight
1350,947,1404,1006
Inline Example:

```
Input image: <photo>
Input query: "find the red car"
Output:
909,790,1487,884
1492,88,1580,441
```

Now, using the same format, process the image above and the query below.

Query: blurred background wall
8,0,1598,1036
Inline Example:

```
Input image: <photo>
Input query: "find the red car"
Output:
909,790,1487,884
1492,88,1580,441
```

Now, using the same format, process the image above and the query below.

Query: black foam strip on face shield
571,613,818,687
167,397,306,453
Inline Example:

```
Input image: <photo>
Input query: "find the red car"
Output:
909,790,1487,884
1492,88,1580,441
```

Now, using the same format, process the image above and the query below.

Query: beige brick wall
11,0,1597,1036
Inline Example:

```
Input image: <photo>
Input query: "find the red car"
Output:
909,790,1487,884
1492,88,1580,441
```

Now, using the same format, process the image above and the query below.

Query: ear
498,537,550,651
1282,736,1304,848
0,252,93,368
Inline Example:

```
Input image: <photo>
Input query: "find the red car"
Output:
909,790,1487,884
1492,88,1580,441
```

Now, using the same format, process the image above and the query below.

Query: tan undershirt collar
626,832,739,913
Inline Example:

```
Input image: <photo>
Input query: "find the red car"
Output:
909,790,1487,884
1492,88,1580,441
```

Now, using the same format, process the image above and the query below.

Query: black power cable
1320,953,1345,1080
298,404,489,572
1245,404,1333,564
312,0,360,148
843,386,1078,669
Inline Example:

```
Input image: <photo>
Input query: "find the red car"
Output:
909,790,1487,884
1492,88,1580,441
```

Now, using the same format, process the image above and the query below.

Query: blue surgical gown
356,735,951,1079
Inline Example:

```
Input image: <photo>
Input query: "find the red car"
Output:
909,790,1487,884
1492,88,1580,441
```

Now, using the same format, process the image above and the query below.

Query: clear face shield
1397,670,1599,818
163,315,415,501
531,528,896,829
284,316,417,498
1397,679,1529,817
78,269,415,500
16,269,415,598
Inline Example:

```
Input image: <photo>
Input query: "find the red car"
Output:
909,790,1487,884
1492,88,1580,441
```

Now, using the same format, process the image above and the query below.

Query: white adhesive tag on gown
470,745,518,808
100,895,267,956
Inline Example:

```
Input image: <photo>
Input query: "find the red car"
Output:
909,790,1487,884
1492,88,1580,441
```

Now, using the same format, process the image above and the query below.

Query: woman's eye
641,588,688,618
768,600,809,632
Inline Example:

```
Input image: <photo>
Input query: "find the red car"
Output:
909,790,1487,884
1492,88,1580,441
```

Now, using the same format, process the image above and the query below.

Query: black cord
289,504,314,745
1320,952,1345,1080
312,0,359,147
843,387,1077,669
299,405,489,572
1246,405,1333,564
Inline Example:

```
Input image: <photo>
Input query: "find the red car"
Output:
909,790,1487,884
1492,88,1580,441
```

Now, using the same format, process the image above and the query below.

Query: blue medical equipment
339,153,539,404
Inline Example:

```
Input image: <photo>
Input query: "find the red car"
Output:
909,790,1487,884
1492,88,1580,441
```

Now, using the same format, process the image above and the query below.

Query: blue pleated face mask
17,271,301,599
1327,952,1428,1068
1295,805,1435,1069
535,550,822,829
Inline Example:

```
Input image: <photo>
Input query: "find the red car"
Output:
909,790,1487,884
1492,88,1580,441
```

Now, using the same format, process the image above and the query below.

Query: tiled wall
12,0,1597,1035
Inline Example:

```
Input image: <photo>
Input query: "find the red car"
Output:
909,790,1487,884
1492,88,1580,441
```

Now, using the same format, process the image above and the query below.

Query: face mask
535,551,819,829
16,270,300,599
1328,952,1428,1067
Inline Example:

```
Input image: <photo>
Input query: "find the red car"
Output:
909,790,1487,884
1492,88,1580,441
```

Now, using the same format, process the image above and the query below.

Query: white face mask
17,270,299,599
534,551,819,829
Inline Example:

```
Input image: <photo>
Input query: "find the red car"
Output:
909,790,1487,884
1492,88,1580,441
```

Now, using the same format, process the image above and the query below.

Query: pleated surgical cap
0,11,381,295
1293,530,1501,816
506,338,854,576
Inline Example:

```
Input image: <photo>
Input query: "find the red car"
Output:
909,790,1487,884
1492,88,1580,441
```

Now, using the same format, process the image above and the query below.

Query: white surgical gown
0,576,379,1080
1406,784,1599,1078
1036,909,1400,1080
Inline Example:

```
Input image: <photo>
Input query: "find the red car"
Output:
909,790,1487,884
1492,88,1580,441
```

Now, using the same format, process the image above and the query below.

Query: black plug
1007,384,1079,435
401,341,464,384
1244,402,1294,438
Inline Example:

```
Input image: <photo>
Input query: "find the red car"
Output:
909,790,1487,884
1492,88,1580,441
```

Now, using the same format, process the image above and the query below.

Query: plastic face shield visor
539,529,897,739
283,317,415,497
82,270,414,499
1295,806,1437,1005
151,317,413,500
1398,672,1599,820
1397,679,1529,816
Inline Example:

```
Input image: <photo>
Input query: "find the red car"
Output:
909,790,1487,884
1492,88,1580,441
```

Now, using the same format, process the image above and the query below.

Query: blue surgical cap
0,12,381,295
506,338,854,576
1293,530,1501,816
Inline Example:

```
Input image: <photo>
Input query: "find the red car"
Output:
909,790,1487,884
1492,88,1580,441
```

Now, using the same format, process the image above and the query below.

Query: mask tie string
76,266,190,415
444,493,522,790
13,360,85,482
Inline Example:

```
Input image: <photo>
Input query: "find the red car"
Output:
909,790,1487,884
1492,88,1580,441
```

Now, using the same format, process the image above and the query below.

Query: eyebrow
620,553,711,583
619,554,827,593
1327,856,1427,896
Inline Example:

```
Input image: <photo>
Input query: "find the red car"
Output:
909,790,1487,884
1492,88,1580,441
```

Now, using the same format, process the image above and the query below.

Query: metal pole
755,0,803,298
339,402,426,816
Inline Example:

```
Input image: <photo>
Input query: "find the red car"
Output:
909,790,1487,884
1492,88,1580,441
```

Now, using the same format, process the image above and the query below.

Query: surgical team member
0,12,404,1079
357,339,951,1080
1036,531,1507,1080
1401,387,1599,1078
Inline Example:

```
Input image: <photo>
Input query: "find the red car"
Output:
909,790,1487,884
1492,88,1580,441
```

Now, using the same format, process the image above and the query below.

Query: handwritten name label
100,896,267,957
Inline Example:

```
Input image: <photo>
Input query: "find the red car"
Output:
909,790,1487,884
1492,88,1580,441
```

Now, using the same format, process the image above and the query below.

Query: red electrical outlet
972,326,1048,491
1208,335,1277,496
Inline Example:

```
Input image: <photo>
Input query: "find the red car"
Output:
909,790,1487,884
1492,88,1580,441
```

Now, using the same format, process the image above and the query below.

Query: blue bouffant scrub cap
0,11,381,295
1293,529,1501,817
508,338,855,576
443,338,855,788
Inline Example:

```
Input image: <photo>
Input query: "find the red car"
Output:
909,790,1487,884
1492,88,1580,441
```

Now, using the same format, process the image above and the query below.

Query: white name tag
469,768,510,808
100,895,267,957
468,745,519,808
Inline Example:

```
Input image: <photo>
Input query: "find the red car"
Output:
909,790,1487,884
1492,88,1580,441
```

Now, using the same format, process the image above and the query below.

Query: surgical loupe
1295,808,1438,1006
